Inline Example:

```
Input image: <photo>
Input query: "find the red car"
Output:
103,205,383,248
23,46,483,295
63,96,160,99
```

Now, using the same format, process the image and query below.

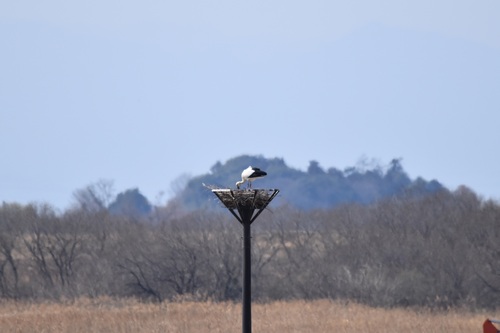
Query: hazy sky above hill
1,1,500,209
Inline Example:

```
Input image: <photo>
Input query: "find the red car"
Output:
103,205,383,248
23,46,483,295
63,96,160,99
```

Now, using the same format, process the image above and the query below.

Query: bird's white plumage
236,166,267,189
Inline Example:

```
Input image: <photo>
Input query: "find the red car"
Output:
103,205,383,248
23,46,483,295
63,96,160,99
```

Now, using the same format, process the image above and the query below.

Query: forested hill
175,155,444,210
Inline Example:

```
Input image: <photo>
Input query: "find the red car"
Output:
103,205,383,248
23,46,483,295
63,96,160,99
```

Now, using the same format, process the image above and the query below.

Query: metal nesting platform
211,188,279,224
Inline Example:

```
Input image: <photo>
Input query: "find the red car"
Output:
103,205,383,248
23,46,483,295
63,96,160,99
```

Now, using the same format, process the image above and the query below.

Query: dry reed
0,298,492,333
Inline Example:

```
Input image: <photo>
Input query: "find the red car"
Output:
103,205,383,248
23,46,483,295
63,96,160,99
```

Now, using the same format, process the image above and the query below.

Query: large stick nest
211,188,279,210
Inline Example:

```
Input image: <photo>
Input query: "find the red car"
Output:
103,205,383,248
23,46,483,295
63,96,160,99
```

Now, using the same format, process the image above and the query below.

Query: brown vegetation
0,298,491,333
1,185,500,309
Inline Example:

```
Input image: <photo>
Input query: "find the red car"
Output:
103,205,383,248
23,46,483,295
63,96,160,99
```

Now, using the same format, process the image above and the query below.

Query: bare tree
72,179,115,212
21,204,92,298
0,203,29,298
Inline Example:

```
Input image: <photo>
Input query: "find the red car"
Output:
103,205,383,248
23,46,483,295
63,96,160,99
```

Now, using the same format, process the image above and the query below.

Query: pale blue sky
1,1,499,209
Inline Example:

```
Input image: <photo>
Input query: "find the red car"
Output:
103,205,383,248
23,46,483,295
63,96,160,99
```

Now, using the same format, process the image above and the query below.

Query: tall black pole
211,188,279,333
242,220,252,333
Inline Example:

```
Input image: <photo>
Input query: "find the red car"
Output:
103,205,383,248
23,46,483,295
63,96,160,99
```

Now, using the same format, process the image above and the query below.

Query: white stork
236,166,267,189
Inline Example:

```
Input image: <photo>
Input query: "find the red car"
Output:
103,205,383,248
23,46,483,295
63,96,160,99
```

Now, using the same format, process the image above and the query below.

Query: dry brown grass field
0,298,493,333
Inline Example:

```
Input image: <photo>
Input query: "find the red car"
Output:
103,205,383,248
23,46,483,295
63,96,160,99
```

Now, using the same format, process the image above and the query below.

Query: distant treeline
71,155,443,214
1,186,499,309
176,155,443,210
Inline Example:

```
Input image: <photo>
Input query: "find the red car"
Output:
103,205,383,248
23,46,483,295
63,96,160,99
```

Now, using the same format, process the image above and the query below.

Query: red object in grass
484,320,499,333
